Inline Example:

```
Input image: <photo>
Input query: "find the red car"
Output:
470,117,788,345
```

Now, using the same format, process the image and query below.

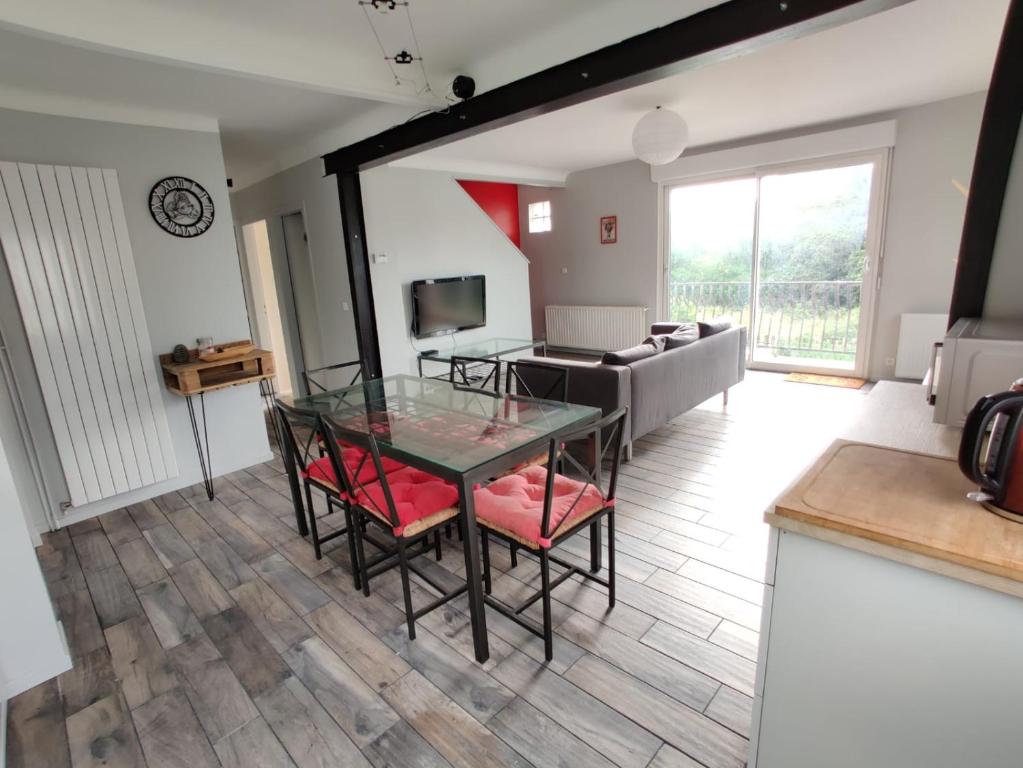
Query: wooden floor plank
490,651,662,768
65,693,146,768
488,697,618,768
137,577,203,649
191,536,259,591
105,616,179,710
59,646,118,717
709,619,760,662
114,537,168,589
706,685,754,738
170,558,234,619
644,568,762,631
98,509,141,547
203,605,292,699
143,524,197,570
379,670,529,768
282,636,400,748
72,529,119,573
38,545,87,600
307,602,410,690
253,552,331,616
564,654,746,768
255,676,372,768
55,588,106,658
213,717,296,768
132,689,220,768
641,620,756,696
5,678,71,768
82,564,143,630
230,577,314,654
362,720,453,768
128,500,169,531
168,634,260,743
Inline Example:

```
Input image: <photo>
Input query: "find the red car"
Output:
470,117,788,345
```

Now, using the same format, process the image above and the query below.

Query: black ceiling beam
324,0,911,175
948,0,1022,325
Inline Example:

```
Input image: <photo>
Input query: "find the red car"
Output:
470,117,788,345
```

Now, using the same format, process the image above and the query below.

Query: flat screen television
411,275,486,339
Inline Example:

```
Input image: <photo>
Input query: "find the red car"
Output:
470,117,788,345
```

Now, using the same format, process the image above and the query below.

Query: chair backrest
449,356,501,393
505,360,569,402
303,360,364,394
538,407,628,541
318,412,401,528
274,399,331,480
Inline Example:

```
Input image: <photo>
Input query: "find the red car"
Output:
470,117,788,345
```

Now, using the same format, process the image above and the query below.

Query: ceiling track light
358,0,407,12
386,49,420,65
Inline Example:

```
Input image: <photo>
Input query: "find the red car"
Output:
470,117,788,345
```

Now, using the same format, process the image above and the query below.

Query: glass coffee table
416,337,546,378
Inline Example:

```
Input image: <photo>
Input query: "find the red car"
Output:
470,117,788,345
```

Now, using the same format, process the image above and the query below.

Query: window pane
528,200,551,233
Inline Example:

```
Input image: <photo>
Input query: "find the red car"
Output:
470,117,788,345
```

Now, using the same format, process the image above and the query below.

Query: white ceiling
0,0,719,186
0,0,1008,188
405,0,1009,183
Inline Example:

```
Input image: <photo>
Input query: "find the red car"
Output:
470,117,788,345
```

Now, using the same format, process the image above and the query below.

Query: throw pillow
665,323,699,350
601,341,661,365
697,317,732,337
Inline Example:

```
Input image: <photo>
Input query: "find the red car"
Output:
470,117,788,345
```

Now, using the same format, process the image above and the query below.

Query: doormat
784,372,867,389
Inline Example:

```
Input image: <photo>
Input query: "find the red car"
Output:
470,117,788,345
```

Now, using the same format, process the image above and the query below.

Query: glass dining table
276,374,601,662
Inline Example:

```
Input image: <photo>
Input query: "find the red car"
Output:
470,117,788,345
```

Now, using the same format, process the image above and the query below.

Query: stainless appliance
958,379,1023,521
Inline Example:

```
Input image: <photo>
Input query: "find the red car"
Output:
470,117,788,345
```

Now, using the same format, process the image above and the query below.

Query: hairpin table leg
186,392,214,500
259,377,284,464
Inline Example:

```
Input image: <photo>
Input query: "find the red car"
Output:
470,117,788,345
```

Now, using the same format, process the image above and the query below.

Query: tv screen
411,275,486,338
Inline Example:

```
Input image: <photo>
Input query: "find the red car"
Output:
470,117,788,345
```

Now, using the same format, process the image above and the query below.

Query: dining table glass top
429,337,543,362
279,374,600,475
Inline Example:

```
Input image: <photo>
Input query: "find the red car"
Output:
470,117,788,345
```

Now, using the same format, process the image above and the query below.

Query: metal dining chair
303,359,363,394
473,407,628,660
504,360,570,403
320,412,467,641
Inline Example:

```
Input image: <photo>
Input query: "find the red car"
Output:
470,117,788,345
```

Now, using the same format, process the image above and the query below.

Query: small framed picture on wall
600,215,617,244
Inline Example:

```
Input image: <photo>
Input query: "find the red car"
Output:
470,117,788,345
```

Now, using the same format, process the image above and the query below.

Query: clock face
149,177,214,238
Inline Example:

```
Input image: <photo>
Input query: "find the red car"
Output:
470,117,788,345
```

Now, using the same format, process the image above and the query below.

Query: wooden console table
160,343,277,500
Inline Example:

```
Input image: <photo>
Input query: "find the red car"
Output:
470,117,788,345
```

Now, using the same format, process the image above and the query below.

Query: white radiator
545,305,648,352
0,162,177,507
896,313,948,380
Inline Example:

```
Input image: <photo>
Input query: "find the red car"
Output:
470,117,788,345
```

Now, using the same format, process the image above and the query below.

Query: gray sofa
521,323,747,457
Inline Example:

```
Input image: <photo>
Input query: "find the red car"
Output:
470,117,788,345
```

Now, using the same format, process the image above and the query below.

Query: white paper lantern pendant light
632,106,688,166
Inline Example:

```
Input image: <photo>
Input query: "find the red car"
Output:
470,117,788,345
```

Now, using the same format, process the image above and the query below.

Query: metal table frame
417,338,546,378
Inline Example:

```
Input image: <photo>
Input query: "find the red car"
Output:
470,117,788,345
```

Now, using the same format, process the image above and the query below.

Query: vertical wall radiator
0,162,176,508
896,313,949,380
545,305,648,352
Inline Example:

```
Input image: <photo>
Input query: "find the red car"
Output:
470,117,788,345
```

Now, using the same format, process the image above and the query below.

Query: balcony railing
669,280,861,362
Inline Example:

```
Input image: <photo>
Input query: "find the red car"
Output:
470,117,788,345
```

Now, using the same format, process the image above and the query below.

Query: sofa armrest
514,356,632,439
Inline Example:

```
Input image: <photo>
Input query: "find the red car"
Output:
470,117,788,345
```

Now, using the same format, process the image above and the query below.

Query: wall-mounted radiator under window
0,162,177,508
545,305,648,353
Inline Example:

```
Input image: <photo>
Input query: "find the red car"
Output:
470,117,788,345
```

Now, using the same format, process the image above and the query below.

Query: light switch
561,267,569,274
372,253,389,264
342,301,350,311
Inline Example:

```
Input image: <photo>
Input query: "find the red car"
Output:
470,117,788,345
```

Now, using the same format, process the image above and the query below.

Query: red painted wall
457,179,521,248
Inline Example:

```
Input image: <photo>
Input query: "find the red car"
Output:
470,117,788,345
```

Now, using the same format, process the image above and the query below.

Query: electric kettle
958,378,1023,521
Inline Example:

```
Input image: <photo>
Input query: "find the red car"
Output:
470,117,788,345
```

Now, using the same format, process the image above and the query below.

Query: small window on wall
528,200,552,233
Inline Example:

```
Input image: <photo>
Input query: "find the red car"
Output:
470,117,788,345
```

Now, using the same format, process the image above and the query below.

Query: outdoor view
667,162,874,369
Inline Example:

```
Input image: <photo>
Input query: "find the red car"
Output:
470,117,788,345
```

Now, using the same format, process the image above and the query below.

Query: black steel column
337,169,383,380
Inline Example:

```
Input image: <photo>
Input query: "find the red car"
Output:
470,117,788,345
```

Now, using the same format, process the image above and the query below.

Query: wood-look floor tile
491,651,661,768
39,545,87,599
65,693,146,768
282,636,399,748
98,509,141,547
709,619,760,662
641,620,756,696
488,697,618,768
105,616,178,710
114,537,168,589
315,567,405,635
191,536,258,590
55,588,106,657
564,654,746,768
192,498,273,563
705,685,754,738
72,530,119,573
362,721,452,768
59,646,118,717
132,689,220,768
253,552,331,616
255,676,371,768
165,507,218,547
213,717,296,768
137,577,203,649
67,518,102,537
5,678,71,768
143,524,196,569
82,564,142,630
307,602,409,690
229,577,313,653
169,634,260,743
170,558,234,619
647,744,704,768
204,606,292,698
128,499,169,531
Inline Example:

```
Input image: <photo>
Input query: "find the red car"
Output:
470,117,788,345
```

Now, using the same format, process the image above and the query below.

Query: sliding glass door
664,152,886,376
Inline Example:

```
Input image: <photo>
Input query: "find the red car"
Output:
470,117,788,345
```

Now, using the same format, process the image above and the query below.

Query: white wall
0,401,71,700
985,119,1023,320
520,93,986,380
0,106,269,532
230,157,360,383
361,166,533,376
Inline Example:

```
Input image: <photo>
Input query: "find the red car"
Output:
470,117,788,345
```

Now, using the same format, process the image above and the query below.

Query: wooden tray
198,340,255,362
160,340,274,395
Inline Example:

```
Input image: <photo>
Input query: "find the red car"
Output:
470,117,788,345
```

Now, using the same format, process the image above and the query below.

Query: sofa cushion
664,323,700,350
698,317,733,337
601,341,661,365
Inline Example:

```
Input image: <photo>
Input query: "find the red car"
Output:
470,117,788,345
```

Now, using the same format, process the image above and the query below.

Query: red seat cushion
473,465,607,548
355,467,459,536
304,448,405,490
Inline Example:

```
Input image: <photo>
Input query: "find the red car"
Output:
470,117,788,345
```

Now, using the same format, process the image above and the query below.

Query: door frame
660,148,891,378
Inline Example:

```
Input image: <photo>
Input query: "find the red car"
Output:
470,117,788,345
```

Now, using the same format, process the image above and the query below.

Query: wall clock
149,176,214,238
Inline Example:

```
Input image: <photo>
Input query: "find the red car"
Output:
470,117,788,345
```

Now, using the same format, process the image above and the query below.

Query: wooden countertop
767,440,1023,595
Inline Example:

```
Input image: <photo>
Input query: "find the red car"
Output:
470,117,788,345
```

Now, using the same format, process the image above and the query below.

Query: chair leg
481,528,492,595
305,482,322,560
343,503,361,591
540,549,553,661
445,523,452,539
607,509,616,608
397,537,416,640
354,515,371,597
434,531,443,561
509,543,518,568
589,520,602,574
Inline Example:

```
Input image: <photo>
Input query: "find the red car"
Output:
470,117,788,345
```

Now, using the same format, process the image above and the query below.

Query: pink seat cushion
304,449,405,490
473,465,607,548
355,467,459,536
